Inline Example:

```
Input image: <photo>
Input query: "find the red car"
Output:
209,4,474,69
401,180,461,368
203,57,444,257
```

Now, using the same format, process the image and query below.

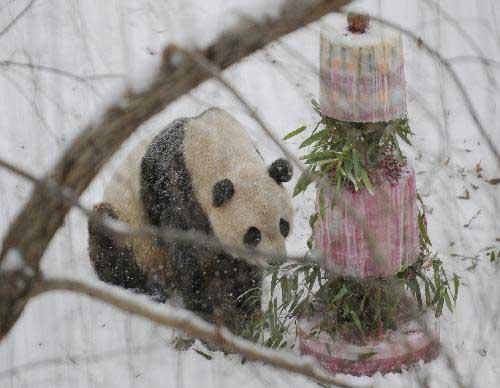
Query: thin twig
0,60,125,83
368,15,500,165
448,55,500,70
0,0,37,39
0,157,310,267
33,276,358,388
176,46,387,268
422,0,498,88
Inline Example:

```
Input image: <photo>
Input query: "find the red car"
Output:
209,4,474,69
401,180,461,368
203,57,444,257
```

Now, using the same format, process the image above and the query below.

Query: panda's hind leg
88,202,147,290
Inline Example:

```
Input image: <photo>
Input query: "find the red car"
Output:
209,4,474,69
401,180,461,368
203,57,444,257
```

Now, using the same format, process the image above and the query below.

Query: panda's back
102,139,148,224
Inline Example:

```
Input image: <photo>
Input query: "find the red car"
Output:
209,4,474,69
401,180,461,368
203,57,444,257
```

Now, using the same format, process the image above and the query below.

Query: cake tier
315,167,418,278
298,310,439,376
320,14,406,122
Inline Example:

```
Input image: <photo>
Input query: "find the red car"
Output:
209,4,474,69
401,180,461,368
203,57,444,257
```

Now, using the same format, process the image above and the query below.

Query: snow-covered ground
0,0,499,387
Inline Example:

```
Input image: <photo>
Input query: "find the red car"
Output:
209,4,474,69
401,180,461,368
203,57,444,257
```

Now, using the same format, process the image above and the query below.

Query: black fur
212,179,234,207
140,119,211,233
243,227,261,248
279,218,290,238
88,116,264,332
268,158,293,183
142,118,262,330
88,203,148,290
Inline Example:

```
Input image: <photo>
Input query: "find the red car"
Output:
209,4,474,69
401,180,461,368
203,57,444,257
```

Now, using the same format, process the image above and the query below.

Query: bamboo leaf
332,285,348,303
350,310,363,334
271,271,278,295
345,168,358,191
453,274,459,304
435,297,444,318
298,129,329,149
408,277,422,308
293,167,313,197
300,150,333,161
358,350,377,361
360,168,374,194
194,349,213,360
444,289,453,313
352,149,361,178
319,188,325,218
424,280,431,306
283,125,306,140
418,212,432,246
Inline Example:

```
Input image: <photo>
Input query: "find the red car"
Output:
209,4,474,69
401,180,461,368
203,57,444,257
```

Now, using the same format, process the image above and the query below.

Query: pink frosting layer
315,168,418,278
298,314,439,376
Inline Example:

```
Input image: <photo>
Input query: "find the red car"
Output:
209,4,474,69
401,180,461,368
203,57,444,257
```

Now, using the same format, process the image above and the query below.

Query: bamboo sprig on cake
287,100,412,197
241,198,459,349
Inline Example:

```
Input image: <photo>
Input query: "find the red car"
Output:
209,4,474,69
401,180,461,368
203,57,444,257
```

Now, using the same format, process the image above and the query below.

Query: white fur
101,108,293,268
183,108,293,259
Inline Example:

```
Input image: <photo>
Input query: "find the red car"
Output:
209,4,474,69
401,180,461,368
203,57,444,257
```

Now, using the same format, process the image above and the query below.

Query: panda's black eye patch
212,179,234,207
268,158,293,184
244,227,261,248
279,218,290,238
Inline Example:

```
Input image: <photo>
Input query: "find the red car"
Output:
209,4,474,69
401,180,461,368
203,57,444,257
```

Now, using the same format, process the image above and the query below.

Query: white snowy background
0,0,499,387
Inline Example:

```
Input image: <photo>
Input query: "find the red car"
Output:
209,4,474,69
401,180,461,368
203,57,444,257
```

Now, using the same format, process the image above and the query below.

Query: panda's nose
243,227,261,248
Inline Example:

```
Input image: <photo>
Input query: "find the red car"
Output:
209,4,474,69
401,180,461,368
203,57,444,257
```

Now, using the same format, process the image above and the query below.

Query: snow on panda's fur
88,107,294,331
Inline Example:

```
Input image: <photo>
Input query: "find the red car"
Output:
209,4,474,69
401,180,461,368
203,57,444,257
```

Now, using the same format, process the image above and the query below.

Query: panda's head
182,108,294,265
209,159,294,263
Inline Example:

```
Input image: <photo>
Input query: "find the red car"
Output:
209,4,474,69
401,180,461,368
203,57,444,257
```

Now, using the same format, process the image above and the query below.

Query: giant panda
88,107,294,333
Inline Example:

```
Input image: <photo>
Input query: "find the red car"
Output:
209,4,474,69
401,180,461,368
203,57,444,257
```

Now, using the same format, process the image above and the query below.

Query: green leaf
424,280,431,306
300,150,333,162
396,129,412,146
311,99,321,115
418,212,432,247
357,350,377,361
309,213,319,229
332,285,348,303
444,289,453,313
283,125,307,141
345,168,358,191
319,188,325,218
452,274,460,304
408,277,422,308
271,270,278,295
293,168,313,197
316,158,337,166
352,149,362,178
298,129,329,149
194,349,213,360
174,337,195,351
435,297,444,318
350,310,363,334
360,168,374,194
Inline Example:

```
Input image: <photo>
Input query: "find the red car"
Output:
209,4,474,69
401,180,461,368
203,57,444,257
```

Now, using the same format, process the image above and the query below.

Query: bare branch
175,46,388,269
0,0,353,340
367,15,500,164
0,157,309,267
0,0,37,40
33,276,358,388
448,55,500,70
0,60,125,83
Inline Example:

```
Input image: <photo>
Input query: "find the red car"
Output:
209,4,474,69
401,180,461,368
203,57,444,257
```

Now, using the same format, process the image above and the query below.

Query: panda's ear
212,179,235,207
268,158,293,184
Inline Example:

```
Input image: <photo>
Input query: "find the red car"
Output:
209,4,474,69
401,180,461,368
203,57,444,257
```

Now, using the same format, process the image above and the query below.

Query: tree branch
32,276,358,388
0,0,352,339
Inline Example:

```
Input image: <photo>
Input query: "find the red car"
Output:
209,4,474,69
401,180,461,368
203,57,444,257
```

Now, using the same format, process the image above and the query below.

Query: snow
0,249,24,272
0,0,499,387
